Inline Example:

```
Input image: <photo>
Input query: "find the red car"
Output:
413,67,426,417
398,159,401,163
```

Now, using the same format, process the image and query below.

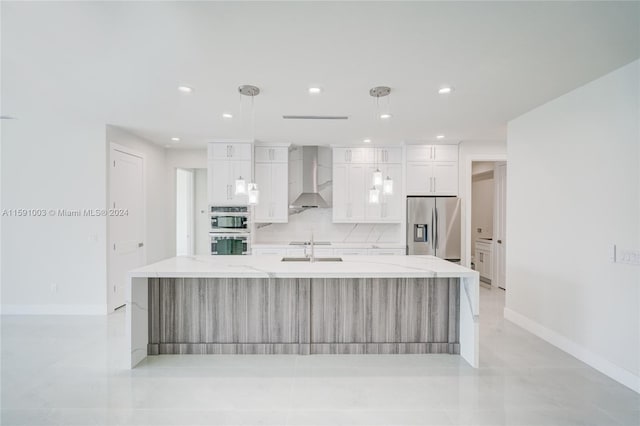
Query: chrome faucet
309,232,315,263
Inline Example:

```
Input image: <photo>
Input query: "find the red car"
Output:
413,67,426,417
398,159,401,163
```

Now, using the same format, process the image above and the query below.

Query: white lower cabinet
475,240,493,282
333,248,369,256
368,248,406,255
251,248,286,256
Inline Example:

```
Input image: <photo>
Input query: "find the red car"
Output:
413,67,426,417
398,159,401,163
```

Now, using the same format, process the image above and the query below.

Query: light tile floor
1,287,638,425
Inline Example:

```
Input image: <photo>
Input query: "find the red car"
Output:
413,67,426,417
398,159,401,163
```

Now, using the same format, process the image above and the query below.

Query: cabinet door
230,161,251,205
348,165,366,221
432,145,458,162
365,166,382,221
368,248,405,255
333,148,352,164
406,163,433,195
270,162,289,222
334,248,368,256
253,163,271,221
208,160,232,204
432,162,458,195
254,146,288,163
381,164,402,222
406,146,432,162
332,164,349,221
377,148,402,164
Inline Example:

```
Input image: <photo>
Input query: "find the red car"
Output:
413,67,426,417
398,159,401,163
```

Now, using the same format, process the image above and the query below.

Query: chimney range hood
290,146,330,209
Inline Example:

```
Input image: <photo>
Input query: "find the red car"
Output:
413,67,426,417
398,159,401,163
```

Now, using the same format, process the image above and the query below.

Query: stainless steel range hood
290,146,331,209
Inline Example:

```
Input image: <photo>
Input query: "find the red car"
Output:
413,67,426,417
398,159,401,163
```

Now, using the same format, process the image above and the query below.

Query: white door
176,168,194,256
494,163,507,290
109,147,145,311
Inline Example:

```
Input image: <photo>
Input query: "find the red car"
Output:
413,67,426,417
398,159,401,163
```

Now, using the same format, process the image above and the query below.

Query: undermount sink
281,257,343,262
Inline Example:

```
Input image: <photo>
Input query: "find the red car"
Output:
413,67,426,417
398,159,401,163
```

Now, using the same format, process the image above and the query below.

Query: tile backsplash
254,208,402,244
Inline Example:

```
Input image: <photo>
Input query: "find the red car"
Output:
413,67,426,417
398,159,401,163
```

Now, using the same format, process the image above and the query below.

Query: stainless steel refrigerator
407,196,461,262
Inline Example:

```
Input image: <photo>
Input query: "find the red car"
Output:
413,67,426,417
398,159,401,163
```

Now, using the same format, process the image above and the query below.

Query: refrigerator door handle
431,209,435,249
434,207,439,249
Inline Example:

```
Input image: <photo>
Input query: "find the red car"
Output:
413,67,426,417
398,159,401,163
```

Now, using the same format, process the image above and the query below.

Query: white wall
1,118,108,314
505,60,640,392
459,140,507,267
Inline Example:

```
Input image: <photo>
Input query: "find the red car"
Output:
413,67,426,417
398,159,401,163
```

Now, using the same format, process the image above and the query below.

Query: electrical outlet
618,249,640,266
477,228,482,233
51,283,58,293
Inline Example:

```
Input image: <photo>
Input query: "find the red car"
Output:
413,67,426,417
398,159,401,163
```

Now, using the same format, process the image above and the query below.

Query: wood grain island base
127,255,479,368
147,277,460,356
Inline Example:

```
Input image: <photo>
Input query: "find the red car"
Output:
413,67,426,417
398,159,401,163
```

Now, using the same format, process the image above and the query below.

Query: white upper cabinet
208,158,252,205
375,148,402,164
254,146,288,223
405,144,458,196
208,143,252,205
333,147,374,164
209,142,252,161
333,146,402,223
406,145,458,162
254,146,288,163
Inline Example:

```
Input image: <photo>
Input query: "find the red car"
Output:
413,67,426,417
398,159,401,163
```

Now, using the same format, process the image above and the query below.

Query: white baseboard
1,304,107,315
504,307,640,394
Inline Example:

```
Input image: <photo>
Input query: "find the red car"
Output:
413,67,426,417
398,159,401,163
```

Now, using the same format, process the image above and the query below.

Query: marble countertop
129,255,476,279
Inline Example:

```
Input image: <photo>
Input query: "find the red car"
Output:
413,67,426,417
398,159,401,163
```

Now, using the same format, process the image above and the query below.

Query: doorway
469,160,507,291
176,168,209,256
108,144,145,312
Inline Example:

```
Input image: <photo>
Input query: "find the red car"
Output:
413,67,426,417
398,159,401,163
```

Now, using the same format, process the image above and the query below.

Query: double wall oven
209,206,250,255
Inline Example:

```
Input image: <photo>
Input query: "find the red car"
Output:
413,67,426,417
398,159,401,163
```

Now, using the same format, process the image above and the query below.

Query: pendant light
368,86,393,201
372,169,383,186
236,84,261,202
247,183,259,205
368,186,380,204
383,176,393,195
235,176,247,195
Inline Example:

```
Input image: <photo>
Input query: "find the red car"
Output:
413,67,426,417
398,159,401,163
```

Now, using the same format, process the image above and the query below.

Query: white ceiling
2,1,639,148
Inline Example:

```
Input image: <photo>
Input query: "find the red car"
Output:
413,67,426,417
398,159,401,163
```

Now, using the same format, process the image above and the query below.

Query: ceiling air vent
282,115,348,120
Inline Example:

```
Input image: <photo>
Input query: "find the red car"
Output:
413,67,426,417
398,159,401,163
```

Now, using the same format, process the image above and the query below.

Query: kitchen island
127,255,479,368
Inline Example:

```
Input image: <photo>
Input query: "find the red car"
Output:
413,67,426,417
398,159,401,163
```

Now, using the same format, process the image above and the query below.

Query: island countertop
129,255,477,279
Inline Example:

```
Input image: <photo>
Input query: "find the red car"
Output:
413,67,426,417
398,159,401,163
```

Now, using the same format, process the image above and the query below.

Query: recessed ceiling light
363,138,372,143
379,113,392,119
222,113,233,119
438,86,453,94
436,135,445,139
171,137,181,142
178,86,193,93
308,87,322,94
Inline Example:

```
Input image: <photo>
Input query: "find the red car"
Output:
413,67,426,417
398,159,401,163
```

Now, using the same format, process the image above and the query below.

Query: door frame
462,154,507,270
107,142,146,312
